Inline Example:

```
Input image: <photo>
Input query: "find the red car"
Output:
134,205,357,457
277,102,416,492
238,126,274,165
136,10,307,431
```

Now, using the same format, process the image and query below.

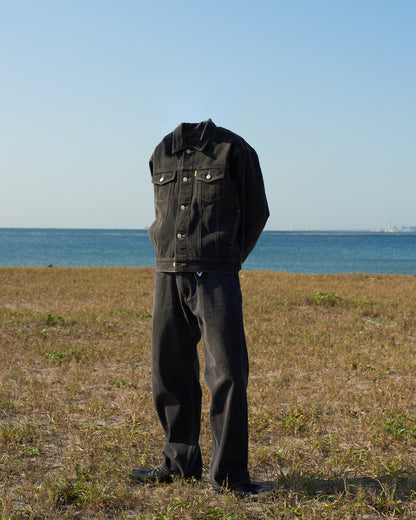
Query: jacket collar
171,119,216,155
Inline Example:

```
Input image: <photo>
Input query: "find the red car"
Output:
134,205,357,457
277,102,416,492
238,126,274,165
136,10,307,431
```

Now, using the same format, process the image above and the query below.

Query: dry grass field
1,267,416,519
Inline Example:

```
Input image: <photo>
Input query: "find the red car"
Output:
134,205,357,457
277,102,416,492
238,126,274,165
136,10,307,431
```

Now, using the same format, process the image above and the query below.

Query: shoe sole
129,469,174,483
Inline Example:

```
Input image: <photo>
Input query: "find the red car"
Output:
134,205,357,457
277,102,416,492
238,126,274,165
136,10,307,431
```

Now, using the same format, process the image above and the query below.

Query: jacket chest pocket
152,171,177,202
195,168,225,203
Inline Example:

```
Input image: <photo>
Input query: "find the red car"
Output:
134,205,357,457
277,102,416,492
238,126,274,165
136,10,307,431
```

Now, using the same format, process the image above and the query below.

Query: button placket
175,149,195,261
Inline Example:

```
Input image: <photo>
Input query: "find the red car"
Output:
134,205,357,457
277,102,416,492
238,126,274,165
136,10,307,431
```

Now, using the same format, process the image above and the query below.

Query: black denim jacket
148,119,269,272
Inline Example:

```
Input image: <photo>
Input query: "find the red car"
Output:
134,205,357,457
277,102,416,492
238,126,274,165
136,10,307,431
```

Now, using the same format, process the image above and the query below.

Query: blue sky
1,0,415,230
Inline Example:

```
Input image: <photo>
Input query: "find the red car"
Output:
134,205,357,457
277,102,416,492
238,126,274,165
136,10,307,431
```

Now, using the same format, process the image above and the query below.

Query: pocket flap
152,171,176,185
195,168,224,183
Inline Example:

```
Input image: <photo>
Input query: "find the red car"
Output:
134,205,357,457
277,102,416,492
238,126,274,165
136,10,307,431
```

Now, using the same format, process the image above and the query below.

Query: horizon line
1,226,416,233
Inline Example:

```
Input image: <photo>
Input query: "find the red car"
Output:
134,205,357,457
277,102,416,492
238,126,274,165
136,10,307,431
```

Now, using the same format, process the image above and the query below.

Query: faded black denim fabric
148,119,269,273
152,271,250,488
147,120,268,488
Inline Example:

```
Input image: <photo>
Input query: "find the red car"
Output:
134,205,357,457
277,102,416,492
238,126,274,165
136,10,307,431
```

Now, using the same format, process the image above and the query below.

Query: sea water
0,229,415,274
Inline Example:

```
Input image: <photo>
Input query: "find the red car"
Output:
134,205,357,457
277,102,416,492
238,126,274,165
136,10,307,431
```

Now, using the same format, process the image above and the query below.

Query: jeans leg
194,273,250,488
151,272,202,479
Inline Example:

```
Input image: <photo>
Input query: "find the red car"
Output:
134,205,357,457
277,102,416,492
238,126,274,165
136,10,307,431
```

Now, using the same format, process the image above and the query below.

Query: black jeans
151,271,250,488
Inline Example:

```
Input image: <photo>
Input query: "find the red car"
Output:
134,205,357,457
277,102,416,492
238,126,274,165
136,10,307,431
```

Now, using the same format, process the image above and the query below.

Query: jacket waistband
155,258,241,273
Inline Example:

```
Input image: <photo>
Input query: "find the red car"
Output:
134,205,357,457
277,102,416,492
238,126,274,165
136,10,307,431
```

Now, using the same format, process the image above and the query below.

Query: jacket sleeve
232,144,269,263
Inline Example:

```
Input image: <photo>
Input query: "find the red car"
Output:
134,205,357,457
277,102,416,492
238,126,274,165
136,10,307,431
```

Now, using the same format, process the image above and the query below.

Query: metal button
206,174,212,180
159,176,164,182
183,177,188,183
186,148,193,154
177,233,182,239
180,205,186,210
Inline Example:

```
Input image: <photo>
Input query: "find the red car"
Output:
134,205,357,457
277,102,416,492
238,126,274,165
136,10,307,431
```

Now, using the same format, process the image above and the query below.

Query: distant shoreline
1,227,416,235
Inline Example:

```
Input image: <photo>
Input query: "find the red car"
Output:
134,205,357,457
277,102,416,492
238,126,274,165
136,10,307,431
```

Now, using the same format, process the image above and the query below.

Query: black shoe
129,463,176,483
229,482,273,501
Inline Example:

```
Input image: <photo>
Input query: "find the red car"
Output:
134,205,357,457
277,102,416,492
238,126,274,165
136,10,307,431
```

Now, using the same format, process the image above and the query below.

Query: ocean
0,228,415,274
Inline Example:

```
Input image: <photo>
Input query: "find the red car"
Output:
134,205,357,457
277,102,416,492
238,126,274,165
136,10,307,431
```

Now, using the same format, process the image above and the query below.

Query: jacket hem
155,258,241,273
